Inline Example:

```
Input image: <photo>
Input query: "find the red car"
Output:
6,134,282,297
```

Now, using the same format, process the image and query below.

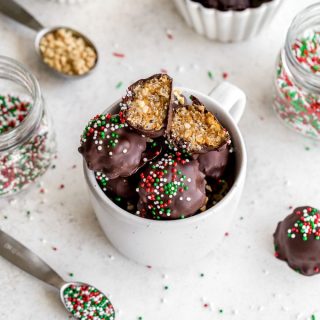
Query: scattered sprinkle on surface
116,81,123,89
112,52,125,58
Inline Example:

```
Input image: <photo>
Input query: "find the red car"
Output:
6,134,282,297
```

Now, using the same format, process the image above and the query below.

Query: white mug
83,81,247,268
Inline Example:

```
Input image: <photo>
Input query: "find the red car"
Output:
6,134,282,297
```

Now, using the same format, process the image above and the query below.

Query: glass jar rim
285,3,320,93
0,56,42,152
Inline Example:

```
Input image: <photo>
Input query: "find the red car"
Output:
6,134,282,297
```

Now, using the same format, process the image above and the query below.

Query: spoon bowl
35,26,99,78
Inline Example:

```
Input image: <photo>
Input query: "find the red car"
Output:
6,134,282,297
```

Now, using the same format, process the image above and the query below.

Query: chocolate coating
136,152,206,220
192,0,271,10
96,172,138,200
197,143,229,179
274,206,320,276
79,114,147,179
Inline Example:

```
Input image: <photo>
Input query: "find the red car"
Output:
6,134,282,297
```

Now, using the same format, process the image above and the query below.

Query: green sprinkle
311,315,316,320
116,81,123,89
208,71,214,80
164,285,169,290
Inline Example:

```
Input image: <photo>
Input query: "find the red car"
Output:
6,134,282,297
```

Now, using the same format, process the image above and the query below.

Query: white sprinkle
186,197,191,201
97,146,102,151
109,152,113,156
123,148,128,154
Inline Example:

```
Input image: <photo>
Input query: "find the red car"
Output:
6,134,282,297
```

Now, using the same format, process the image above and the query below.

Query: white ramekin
83,81,247,268
173,0,282,42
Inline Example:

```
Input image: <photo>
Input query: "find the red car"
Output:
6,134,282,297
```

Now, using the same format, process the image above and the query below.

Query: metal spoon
0,0,98,78
0,229,115,319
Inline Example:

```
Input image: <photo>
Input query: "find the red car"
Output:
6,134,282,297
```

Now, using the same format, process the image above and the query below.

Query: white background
0,0,320,319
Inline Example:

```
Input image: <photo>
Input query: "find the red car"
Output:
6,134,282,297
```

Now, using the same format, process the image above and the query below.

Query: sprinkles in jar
0,56,56,197
273,4,320,139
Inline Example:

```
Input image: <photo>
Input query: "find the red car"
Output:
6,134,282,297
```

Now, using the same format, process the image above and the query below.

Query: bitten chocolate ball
197,143,229,179
79,113,147,179
274,206,320,276
95,171,138,200
136,152,207,220
166,95,230,154
121,74,173,138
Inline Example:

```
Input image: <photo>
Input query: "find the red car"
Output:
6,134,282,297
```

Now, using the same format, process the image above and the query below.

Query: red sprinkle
59,184,65,189
222,72,229,79
112,52,125,58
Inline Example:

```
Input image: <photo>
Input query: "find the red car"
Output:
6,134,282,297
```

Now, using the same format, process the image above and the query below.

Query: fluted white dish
173,0,282,42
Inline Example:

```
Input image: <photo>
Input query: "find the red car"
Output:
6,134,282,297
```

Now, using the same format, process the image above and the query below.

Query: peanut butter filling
170,101,229,152
125,75,171,131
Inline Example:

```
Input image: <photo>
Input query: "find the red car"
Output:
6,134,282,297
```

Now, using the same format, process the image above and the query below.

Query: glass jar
0,56,56,197
273,3,320,139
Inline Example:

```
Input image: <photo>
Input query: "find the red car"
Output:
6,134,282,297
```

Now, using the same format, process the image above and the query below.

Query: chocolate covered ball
136,152,207,220
197,143,229,179
95,171,138,200
79,113,147,179
274,206,320,276
191,0,271,10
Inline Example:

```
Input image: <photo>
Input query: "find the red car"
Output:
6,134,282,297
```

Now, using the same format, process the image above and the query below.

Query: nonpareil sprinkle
63,284,115,320
0,95,53,196
0,95,31,134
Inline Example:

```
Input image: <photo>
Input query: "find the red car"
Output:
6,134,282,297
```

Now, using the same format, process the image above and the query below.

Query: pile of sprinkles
0,95,31,134
274,30,320,139
136,152,192,219
287,207,320,241
81,113,126,152
292,31,320,74
0,95,53,196
63,284,115,320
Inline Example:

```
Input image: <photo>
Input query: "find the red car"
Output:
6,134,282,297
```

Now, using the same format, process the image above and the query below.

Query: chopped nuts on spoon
39,28,97,76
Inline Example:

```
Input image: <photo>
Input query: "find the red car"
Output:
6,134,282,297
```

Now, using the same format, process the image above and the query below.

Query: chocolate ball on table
274,206,320,276
78,113,148,179
136,152,207,220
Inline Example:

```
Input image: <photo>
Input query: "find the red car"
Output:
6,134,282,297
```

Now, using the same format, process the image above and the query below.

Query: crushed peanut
125,74,171,131
169,99,230,152
39,28,97,76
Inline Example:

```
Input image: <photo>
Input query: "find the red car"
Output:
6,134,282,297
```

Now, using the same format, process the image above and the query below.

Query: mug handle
208,81,246,123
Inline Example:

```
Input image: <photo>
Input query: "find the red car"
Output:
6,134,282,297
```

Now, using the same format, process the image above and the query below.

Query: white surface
85,84,246,268
0,0,319,319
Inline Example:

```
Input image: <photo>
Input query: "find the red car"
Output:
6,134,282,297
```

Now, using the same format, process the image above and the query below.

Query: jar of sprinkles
0,56,56,197
274,3,320,139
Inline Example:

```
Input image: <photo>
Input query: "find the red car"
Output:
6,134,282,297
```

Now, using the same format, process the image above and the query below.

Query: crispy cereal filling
126,75,171,131
170,102,229,152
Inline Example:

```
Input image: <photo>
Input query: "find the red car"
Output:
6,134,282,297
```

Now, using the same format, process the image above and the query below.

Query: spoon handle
0,0,43,31
0,229,65,289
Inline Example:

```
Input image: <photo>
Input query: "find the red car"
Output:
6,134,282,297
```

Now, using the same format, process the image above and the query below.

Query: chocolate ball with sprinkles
166,94,230,154
136,152,207,220
95,171,138,200
121,74,173,138
79,113,148,179
274,206,320,276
